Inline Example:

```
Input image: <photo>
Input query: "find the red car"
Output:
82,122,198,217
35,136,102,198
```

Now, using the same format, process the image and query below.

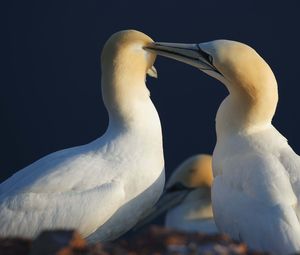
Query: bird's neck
101,69,161,134
216,81,278,140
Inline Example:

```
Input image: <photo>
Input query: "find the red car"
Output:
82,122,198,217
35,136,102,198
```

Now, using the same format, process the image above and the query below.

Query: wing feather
0,180,125,238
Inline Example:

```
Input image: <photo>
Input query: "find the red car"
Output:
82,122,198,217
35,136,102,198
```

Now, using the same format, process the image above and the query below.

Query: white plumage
212,126,300,253
0,30,165,242
147,40,300,254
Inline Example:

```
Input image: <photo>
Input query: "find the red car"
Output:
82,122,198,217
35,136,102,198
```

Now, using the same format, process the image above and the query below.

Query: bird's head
146,39,278,134
146,40,276,99
167,154,213,190
102,30,157,82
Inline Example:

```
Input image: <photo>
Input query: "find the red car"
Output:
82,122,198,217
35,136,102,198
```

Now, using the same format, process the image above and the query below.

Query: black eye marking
166,182,195,193
196,44,213,65
166,182,187,193
196,44,223,76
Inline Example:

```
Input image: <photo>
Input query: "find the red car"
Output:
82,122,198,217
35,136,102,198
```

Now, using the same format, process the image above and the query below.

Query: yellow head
101,30,157,84
167,154,213,189
200,40,277,102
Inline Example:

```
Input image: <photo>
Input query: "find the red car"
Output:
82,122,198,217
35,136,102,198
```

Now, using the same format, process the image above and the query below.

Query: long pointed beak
145,42,222,76
133,188,192,230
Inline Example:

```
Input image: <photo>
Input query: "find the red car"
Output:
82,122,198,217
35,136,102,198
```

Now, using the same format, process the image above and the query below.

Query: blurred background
2,1,300,185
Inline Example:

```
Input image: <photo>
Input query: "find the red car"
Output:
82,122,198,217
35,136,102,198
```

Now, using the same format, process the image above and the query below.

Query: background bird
0,30,165,242
146,40,300,254
136,154,218,234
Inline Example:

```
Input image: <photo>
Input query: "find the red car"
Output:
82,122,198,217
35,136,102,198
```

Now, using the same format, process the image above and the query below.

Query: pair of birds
1,29,300,254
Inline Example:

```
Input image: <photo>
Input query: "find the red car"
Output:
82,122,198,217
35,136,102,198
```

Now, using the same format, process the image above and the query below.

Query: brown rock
30,230,87,255
0,226,271,255
0,237,31,255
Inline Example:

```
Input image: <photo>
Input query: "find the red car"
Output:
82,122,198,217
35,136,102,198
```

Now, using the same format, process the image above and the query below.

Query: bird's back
0,138,113,196
0,136,128,238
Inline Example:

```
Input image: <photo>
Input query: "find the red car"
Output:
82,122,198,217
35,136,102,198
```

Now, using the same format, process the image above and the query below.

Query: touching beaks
145,42,222,77
147,65,158,78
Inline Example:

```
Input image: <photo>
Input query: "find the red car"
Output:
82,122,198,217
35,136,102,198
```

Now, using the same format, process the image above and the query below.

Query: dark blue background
2,0,300,183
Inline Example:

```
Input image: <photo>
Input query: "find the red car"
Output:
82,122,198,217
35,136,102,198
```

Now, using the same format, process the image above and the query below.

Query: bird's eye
197,46,213,65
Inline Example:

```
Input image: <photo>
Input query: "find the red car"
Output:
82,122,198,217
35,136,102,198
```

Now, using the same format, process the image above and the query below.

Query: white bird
0,30,165,242
136,154,218,233
147,40,300,254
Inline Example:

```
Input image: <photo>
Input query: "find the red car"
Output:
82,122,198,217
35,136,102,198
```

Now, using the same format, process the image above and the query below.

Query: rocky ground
0,225,269,255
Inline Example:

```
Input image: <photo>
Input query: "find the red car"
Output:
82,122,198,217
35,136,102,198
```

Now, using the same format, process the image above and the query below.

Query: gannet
147,40,300,254
136,154,218,233
0,30,165,242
